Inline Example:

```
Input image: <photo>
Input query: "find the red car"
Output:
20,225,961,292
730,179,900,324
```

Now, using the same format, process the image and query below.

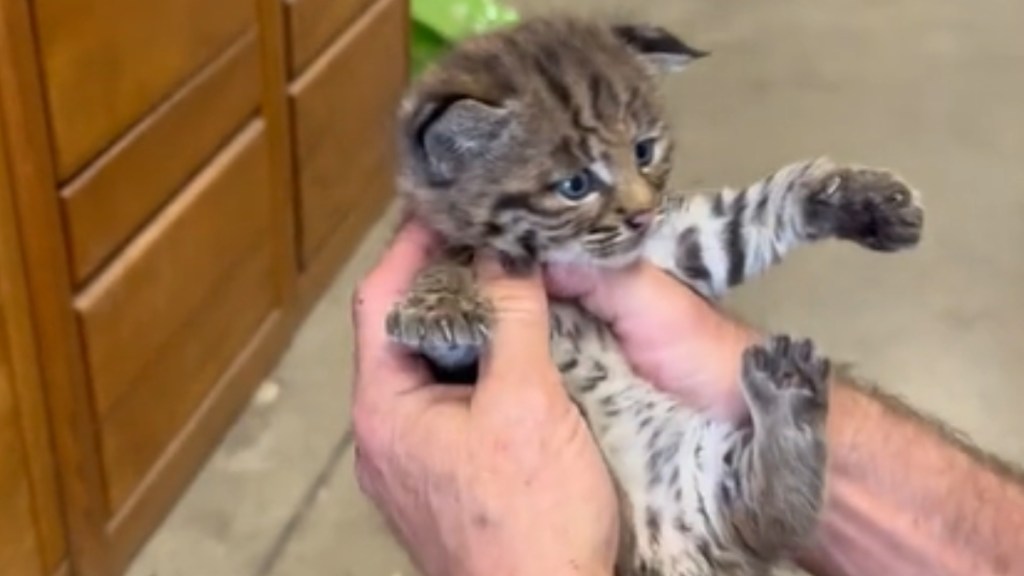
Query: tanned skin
799,374,1024,576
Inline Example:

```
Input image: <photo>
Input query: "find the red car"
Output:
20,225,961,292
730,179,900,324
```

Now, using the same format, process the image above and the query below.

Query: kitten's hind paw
741,335,831,424
803,165,924,251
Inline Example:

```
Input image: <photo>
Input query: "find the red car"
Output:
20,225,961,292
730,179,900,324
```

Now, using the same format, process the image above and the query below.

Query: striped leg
643,157,924,299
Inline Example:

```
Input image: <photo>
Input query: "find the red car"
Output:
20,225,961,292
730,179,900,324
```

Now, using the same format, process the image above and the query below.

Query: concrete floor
127,0,1024,574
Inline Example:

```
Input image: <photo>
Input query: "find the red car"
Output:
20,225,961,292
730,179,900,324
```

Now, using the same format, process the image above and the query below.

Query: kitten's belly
548,301,756,575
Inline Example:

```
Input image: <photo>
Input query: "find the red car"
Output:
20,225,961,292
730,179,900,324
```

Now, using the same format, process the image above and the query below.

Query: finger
543,261,691,332
473,252,562,403
543,263,602,299
546,260,756,414
352,219,439,403
475,252,551,376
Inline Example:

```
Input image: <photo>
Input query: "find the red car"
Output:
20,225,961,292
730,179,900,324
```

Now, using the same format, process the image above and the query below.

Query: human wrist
449,517,617,576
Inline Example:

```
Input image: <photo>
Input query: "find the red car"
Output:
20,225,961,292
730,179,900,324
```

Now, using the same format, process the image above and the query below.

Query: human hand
544,261,757,422
351,220,619,576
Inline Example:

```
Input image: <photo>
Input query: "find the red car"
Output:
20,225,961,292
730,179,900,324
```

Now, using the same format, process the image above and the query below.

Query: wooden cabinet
284,0,378,75
81,123,278,513
291,0,406,268
0,109,67,576
60,34,262,284
0,346,50,576
33,0,257,179
0,0,408,574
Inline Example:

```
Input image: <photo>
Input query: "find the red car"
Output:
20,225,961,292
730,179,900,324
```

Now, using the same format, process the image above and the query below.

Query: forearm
799,375,1024,576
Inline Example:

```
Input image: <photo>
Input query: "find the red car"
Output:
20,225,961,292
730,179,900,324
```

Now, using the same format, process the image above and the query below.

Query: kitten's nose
625,210,655,232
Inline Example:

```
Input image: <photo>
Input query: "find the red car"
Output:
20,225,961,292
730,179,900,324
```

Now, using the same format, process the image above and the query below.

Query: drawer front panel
61,32,261,284
76,121,274,421
74,122,278,510
33,0,256,178
100,241,276,511
284,0,375,75
290,0,407,263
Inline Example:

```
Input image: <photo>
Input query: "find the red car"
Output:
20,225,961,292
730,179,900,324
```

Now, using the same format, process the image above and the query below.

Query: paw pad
807,167,924,252
741,335,830,416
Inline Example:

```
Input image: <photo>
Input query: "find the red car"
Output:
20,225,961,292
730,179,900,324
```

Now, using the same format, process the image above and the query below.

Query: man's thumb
474,252,553,380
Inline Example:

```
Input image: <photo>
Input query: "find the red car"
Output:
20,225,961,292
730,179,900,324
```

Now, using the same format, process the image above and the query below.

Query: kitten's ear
611,24,709,73
413,96,512,182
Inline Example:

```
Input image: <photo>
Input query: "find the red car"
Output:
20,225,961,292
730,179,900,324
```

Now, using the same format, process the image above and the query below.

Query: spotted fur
385,15,924,576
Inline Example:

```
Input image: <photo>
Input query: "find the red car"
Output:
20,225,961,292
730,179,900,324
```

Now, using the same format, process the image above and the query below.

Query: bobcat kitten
386,16,923,576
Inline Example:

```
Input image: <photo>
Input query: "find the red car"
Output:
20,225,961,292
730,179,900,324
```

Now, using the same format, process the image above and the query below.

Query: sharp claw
439,318,455,344
891,188,911,205
818,358,831,381
824,175,842,198
475,323,490,342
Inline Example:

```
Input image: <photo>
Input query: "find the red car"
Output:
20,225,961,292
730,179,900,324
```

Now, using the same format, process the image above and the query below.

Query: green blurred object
409,0,519,75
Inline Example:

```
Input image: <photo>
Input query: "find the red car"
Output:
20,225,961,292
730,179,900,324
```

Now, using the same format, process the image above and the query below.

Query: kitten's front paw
741,335,830,424
804,165,924,251
386,292,491,365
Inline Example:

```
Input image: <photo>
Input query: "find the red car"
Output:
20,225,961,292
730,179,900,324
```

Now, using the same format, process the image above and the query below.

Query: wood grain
284,0,374,76
0,364,44,576
0,138,46,576
100,239,277,511
0,101,67,575
0,1,113,573
73,121,274,511
61,31,261,285
290,0,407,267
256,0,300,319
107,305,291,574
77,117,295,575
76,122,272,424
0,0,410,573
33,0,256,178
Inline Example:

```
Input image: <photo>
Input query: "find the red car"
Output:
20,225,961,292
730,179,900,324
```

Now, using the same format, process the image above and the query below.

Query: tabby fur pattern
386,16,924,576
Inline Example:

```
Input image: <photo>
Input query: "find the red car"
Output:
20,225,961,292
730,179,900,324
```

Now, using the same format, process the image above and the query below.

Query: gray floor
127,0,1024,574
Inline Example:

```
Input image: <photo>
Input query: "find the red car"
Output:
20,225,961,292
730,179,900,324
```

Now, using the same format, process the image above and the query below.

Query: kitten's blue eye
634,138,657,168
555,170,596,201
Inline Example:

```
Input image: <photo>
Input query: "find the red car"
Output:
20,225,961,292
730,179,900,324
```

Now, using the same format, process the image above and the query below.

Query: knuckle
351,400,389,455
490,292,549,327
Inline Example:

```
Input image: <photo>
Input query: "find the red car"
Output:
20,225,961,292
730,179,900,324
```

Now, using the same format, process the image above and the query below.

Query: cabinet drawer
33,0,256,179
284,0,376,75
290,0,407,264
74,122,279,511
61,33,261,284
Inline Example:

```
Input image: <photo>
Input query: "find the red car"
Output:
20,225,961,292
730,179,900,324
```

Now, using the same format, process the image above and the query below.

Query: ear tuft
611,24,709,73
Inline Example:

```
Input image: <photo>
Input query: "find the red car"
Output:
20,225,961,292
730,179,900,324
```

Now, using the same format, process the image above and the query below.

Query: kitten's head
397,17,707,268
